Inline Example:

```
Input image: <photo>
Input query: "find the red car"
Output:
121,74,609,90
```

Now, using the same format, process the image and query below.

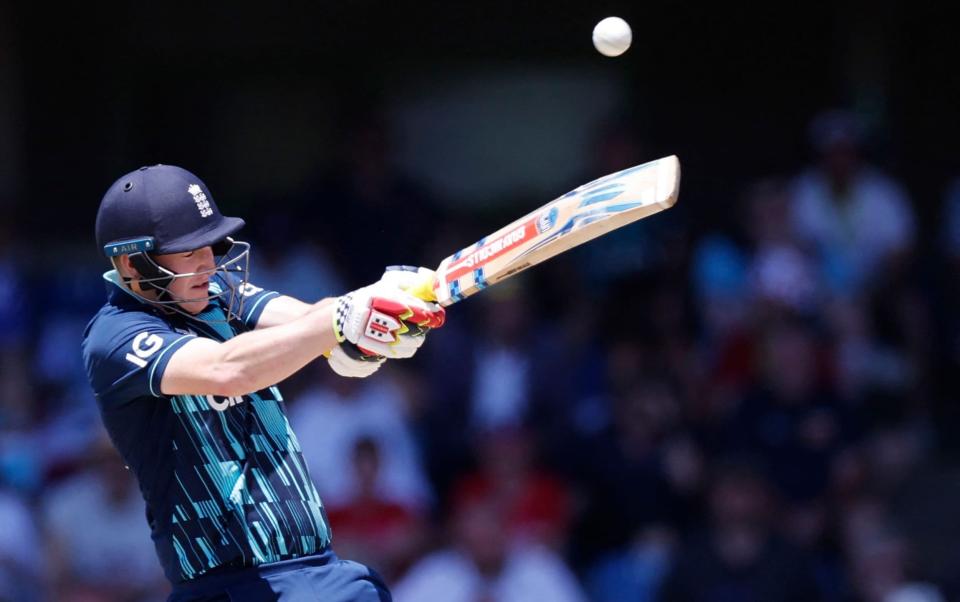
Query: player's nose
195,246,216,271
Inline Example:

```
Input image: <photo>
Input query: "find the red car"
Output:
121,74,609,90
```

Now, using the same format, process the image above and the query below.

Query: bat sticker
537,207,559,234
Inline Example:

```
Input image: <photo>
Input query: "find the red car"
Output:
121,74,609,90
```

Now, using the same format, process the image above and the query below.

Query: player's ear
115,255,150,295
114,254,141,279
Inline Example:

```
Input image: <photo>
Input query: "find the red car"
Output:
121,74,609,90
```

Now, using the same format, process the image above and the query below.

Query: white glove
327,344,384,378
332,275,445,359
380,265,436,294
379,265,441,337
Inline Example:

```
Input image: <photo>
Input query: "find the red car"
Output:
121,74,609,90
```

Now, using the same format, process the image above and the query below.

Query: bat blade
412,155,681,306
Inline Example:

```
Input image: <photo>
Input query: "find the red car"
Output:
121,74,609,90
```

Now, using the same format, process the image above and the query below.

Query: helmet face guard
105,237,252,323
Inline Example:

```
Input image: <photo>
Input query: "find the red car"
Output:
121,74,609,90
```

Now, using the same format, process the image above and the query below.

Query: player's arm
161,277,444,395
253,295,334,330
226,294,384,380
161,305,337,396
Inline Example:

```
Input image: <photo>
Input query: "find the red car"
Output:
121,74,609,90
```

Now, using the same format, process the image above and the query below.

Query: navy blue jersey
81,271,332,584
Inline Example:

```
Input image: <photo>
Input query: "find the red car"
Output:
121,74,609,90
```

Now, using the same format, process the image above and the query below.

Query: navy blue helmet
96,165,251,320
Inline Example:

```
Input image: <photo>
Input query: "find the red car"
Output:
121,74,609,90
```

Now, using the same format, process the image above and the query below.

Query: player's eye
183,251,194,258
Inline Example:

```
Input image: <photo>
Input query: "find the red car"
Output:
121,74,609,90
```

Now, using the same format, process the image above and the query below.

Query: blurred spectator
693,178,824,324
718,315,861,596
0,429,43,493
417,279,595,500
841,498,945,602
325,436,425,582
392,496,586,602
790,109,915,296
252,237,344,303
885,586,945,602
409,302,477,499
451,425,571,550
661,460,822,601
863,269,931,404
570,373,698,565
723,316,855,504
41,433,166,602
691,229,750,341
747,179,822,315
585,525,675,602
33,314,91,388
0,482,44,602
862,413,933,494
691,179,824,430
828,298,912,402
287,365,432,512
468,283,534,432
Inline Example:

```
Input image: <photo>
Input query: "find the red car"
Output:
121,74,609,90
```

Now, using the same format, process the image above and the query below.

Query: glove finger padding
376,267,446,337
372,295,445,344
327,344,384,378
384,328,427,358
338,340,385,362
370,297,446,330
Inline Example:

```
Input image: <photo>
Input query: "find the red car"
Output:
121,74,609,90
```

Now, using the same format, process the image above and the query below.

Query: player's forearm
214,305,337,394
254,295,335,329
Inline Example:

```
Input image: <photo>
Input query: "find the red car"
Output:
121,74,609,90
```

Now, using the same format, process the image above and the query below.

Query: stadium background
2,2,960,600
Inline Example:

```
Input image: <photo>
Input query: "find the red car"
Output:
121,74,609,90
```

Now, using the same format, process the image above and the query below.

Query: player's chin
177,298,210,315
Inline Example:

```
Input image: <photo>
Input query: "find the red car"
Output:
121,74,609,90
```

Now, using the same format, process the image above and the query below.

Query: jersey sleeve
82,310,198,408
215,273,281,330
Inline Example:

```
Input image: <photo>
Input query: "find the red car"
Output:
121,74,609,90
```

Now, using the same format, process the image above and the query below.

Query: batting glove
380,265,442,335
333,277,445,359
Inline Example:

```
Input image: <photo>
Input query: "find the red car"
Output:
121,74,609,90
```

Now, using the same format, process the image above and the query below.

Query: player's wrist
331,293,353,344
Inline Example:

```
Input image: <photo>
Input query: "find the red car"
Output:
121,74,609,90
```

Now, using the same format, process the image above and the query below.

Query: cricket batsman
81,164,445,601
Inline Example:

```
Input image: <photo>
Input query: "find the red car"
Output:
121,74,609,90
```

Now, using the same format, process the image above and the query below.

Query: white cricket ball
592,16,632,57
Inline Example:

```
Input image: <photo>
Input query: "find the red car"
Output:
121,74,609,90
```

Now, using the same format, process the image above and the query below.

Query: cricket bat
407,154,681,306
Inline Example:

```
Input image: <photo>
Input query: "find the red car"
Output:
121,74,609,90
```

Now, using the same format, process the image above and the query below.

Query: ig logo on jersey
125,332,163,368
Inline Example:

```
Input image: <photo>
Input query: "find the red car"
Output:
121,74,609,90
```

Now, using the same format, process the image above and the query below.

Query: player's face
153,247,216,314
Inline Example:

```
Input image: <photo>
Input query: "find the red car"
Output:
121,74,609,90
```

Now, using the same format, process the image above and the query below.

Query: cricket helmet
96,164,252,320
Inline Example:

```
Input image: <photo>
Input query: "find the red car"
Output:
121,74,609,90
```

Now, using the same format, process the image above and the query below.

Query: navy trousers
167,552,392,602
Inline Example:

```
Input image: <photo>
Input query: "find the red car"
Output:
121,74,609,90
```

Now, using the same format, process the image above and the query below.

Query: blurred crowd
3,109,960,602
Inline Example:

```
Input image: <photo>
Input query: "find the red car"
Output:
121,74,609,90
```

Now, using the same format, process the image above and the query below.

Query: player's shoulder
81,299,179,362
82,296,200,404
